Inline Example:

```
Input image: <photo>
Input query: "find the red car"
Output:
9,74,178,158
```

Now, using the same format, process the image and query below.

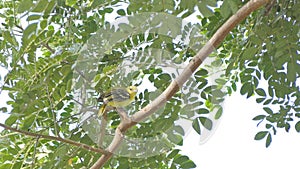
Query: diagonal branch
91,0,271,168
0,123,108,154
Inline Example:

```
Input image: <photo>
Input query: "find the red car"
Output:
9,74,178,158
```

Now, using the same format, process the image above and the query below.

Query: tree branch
0,123,109,155
91,0,270,168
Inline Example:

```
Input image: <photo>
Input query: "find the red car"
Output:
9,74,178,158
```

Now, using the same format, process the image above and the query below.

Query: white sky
1,4,299,168
181,91,300,169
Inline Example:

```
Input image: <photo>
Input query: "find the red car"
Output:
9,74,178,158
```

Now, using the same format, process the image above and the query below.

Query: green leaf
295,121,300,132
5,115,19,126
287,62,296,82
241,46,257,60
199,117,212,130
220,1,231,18
255,88,266,97
32,0,48,12
198,2,213,17
263,99,272,105
215,78,227,85
66,0,77,6
40,19,48,29
205,100,212,109
240,82,253,97
27,14,41,21
117,9,126,16
23,23,38,43
263,107,273,115
254,131,268,140
215,107,223,120
231,82,237,91
266,123,272,129
17,0,34,13
252,115,265,121
60,86,66,97
266,133,272,148
197,108,209,114
181,160,197,169
104,7,113,13
295,113,300,118
22,115,36,130
256,98,265,103
53,90,61,101
3,31,17,46
173,155,189,164
192,118,201,135
167,149,180,159
195,69,208,77
0,164,12,169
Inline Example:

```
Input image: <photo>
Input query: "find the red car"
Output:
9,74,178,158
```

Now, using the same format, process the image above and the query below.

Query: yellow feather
98,86,138,117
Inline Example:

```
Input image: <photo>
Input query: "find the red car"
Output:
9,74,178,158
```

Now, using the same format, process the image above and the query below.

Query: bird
97,86,138,116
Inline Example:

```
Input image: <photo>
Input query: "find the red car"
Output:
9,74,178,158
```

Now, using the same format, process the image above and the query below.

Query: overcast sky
182,91,300,169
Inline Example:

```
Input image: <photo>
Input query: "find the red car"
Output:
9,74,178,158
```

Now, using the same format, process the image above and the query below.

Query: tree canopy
0,0,299,168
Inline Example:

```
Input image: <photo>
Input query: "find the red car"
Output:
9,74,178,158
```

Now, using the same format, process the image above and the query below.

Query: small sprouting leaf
205,100,212,109
199,117,213,130
254,131,268,140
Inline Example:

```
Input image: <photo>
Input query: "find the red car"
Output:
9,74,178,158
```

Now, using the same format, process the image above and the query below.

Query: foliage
0,0,299,168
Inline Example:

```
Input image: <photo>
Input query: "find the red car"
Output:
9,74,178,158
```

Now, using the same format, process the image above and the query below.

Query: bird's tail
98,104,106,117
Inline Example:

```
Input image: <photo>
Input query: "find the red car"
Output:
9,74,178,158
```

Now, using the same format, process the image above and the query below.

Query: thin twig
0,123,109,154
42,43,55,54
31,136,40,169
46,86,59,136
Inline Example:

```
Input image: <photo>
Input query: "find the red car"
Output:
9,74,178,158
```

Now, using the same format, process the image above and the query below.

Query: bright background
181,91,300,169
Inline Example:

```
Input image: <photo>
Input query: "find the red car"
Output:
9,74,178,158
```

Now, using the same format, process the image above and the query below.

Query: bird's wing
104,88,130,103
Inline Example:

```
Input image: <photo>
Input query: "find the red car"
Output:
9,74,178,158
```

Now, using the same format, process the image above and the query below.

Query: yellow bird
98,86,138,116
